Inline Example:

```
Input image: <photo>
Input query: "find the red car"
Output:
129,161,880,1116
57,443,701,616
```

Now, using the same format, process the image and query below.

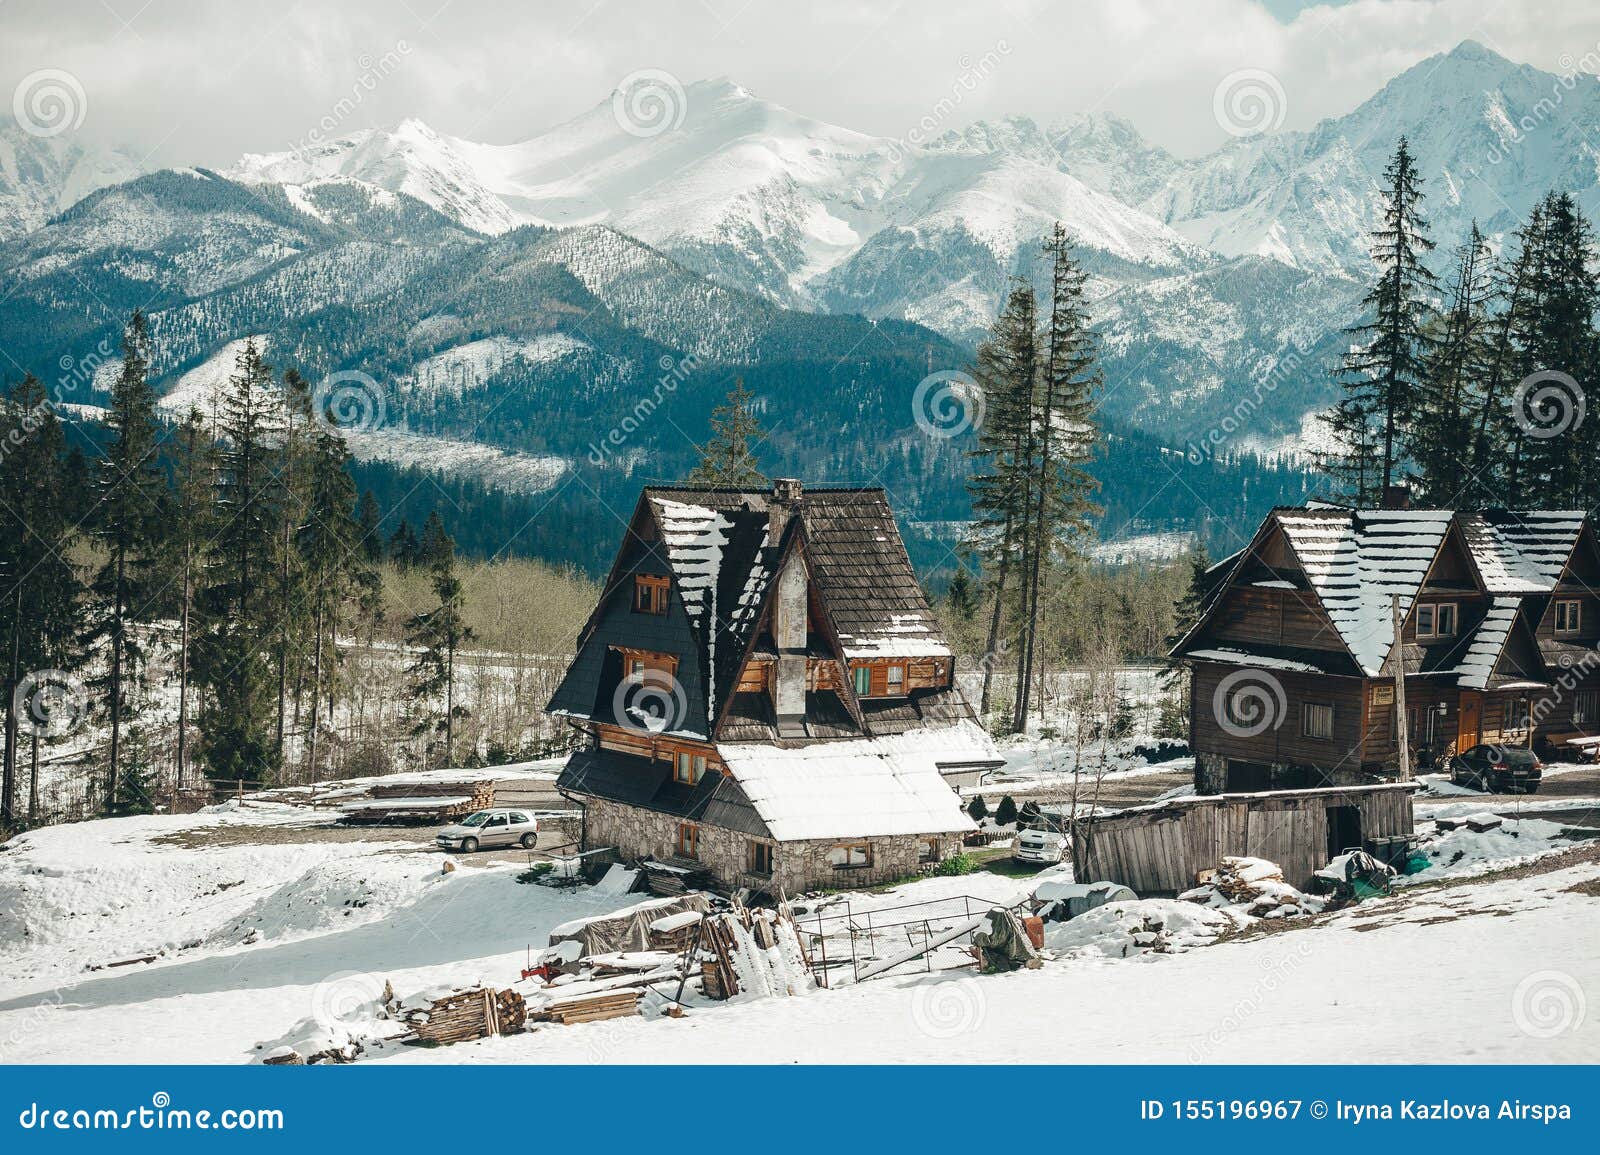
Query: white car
436,809,539,852
1013,812,1070,865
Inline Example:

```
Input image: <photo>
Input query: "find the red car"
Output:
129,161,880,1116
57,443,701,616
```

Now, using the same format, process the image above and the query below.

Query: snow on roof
653,497,731,710
1453,597,1520,690
716,722,992,841
1483,510,1587,589
1185,648,1326,673
1456,514,1569,594
838,613,953,659
1276,508,1454,677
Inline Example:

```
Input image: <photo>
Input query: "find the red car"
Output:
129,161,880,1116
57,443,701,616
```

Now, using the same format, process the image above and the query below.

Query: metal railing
802,892,1031,986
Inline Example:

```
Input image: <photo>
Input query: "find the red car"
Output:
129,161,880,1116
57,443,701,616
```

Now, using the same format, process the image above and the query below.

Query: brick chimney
1380,484,1412,510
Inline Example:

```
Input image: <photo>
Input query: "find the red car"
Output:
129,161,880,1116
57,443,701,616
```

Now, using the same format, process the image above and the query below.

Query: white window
886,665,904,692
1555,600,1582,635
1417,603,1457,638
1302,702,1334,740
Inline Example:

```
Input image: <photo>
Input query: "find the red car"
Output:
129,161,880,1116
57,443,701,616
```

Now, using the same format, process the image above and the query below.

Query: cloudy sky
3,0,1596,164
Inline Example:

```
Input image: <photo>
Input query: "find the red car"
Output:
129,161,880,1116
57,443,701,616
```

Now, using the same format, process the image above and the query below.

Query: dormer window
1555,599,1583,635
1416,602,1457,639
634,574,670,615
886,665,905,693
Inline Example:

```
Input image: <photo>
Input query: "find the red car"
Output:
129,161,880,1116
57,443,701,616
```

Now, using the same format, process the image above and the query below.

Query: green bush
967,795,989,822
933,851,979,877
995,795,1019,826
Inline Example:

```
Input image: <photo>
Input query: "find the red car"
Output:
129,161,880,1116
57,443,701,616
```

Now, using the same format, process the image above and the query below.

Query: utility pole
1391,595,1411,781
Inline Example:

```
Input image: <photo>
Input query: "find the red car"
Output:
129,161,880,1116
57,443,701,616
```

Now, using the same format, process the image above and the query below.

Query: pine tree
299,415,369,780
196,338,280,784
1332,137,1437,502
1411,225,1494,505
1014,225,1102,729
83,312,170,814
106,722,157,817
271,368,314,764
418,509,453,571
388,519,420,568
994,794,1018,827
1474,202,1546,501
966,281,1037,722
686,380,768,486
945,568,977,621
355,490,385,564
405,525,476,768
966,794,988,823
0,376,80,829
169,408,215,791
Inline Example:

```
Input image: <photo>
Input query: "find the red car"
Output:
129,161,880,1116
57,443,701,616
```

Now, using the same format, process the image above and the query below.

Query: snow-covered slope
0,123,145,241
1061,41,1600,273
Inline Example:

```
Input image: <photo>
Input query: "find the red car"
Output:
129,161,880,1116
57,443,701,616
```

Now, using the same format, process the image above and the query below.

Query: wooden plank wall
1082,790,1416,894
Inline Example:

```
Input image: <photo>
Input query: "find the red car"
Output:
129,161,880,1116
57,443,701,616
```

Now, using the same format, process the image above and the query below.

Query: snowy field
2,773,1595,1065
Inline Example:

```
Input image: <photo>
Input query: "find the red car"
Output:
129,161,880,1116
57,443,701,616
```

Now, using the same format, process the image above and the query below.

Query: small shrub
967,795,989,822
995,795,1019,826
933,851,978,877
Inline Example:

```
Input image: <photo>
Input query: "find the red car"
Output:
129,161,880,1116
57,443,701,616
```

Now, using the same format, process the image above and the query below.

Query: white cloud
0,0,1593,164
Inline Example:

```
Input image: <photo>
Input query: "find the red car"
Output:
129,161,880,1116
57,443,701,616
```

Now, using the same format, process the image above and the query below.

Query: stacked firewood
402,986,525,1045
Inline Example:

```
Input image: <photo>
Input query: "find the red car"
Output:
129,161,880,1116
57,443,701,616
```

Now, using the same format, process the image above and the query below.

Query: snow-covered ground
2,776,1594,1065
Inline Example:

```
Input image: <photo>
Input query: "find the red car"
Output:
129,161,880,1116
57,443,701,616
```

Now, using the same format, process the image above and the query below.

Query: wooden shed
1079,783,1418,895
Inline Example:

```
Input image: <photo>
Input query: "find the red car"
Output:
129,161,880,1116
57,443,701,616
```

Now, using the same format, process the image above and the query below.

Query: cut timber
533,989,642,1025
404,986,524,1045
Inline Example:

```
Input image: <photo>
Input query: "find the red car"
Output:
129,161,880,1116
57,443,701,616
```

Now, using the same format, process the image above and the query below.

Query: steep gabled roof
1275,508,1455,676
1452,597,1522,690
1460,510,1586,593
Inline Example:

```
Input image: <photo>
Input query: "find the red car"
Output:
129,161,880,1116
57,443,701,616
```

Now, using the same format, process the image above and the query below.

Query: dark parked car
1448,745,1542,794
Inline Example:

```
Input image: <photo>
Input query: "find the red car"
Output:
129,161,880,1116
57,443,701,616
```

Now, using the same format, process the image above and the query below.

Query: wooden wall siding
1536,591,1600,643
1082,788,1416,894
848,656,947,697
1529,670,1600,740
735,661,770,694
595,724,722,768
1207,586,1346,651
1190,664,1365,769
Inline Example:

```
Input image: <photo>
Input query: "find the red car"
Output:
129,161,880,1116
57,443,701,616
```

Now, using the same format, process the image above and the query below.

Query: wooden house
546,480,1001,893
1172,503,1597,794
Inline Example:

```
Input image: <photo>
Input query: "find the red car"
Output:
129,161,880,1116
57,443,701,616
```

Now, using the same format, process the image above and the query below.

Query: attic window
1417,603,1457,638
673,750,707,785
634,574,670,615
886,665,905,692
1555,599,1582,635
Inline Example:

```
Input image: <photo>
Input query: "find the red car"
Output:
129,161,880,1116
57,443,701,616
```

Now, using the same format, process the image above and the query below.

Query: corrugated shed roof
717,721,991,841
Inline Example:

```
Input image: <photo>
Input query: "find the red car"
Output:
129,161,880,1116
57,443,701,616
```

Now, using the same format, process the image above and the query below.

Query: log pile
1181,856,1323,917
402,986,525,1045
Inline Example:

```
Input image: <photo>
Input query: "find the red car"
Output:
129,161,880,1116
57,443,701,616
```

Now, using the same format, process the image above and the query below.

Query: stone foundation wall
579,796,962,893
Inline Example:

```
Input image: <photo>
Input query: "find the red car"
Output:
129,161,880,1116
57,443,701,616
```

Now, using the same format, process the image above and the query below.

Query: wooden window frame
672,750,707,785
1437,603,1458,637
633,573,670,615
1301,701,1334,740
1574,688,1599,725
852,665,871,696
918,836,941,865
1555,599,1583,635
886,664,905,693
747,841,773,876
676,822,700,860
827,842,873,870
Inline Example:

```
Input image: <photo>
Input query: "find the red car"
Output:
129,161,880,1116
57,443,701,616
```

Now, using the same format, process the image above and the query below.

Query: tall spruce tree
169,408,216,790
966,280,1037,722
1013,226,1102,729
405,525,475,768
0,376,80,829
84,311,169,813
686,380,768,486
1331,137,1436,502
196,338,280,784
272,368,314,762
1411,224,1494,505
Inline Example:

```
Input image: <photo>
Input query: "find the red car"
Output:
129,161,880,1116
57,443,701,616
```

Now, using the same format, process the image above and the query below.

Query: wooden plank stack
533,989,642,1025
